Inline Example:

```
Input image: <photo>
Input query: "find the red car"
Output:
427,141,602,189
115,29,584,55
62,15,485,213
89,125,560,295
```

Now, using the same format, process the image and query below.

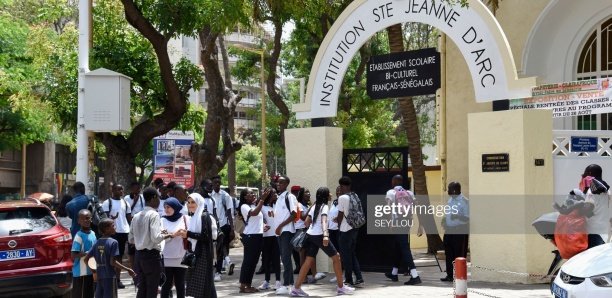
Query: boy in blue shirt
72,209,97,298
85,218,135,298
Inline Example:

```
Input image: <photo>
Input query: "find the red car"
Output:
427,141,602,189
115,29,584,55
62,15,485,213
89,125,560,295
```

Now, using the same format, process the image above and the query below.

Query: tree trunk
219,34,237,196
191,26,242,188
386,24,443,253
266,19,290,144
100,133,137,199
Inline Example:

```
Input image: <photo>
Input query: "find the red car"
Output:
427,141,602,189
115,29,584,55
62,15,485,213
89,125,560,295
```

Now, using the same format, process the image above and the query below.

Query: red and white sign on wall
152,130,195,188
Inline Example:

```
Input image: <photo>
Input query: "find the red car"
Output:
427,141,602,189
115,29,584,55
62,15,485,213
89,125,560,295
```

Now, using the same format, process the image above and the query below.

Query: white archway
293,0,536,120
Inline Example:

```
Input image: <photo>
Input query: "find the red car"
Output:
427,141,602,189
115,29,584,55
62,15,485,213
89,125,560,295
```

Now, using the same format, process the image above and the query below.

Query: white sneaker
329,276,337,283
337,285,354,295
274,281,282,290
315,272,326,280
275,286,291,295
214,272,221,281
258,281,270,290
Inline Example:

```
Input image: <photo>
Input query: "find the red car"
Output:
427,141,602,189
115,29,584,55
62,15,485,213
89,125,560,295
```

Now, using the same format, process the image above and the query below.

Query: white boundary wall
553,130,612,196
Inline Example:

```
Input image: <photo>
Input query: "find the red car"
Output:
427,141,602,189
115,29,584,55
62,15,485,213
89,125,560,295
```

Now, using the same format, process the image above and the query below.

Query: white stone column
468,109,555,283
285,127,343,273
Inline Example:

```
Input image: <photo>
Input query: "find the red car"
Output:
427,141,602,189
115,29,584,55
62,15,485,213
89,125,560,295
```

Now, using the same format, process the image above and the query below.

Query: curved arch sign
293,0,536,119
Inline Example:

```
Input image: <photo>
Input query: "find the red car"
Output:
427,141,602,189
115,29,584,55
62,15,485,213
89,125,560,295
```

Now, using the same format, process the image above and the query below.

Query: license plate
0,248,35,262
551,282,568,298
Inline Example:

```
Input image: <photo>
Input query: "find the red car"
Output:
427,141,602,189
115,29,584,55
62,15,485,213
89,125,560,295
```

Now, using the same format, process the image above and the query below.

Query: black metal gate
342,147,409,272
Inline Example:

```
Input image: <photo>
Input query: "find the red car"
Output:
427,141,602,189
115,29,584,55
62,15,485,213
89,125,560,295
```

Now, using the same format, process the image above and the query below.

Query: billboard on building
152,130,195,188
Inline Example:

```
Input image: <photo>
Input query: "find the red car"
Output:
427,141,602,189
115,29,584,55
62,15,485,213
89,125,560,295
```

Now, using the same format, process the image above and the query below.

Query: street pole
260,50,267,189
76,0,91,192
20,143,26,198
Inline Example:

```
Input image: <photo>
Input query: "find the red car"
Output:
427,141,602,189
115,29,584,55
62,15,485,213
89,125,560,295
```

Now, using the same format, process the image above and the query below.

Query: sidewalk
118,248,552,298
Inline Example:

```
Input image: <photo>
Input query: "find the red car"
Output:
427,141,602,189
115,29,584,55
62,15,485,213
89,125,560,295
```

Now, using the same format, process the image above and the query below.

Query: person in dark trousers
71,209,96,298
238,189,265,293
85,219,135,298
258,187,281,290
441,182,469,282
273,176,298,295
337,176,364,288
384,175,422,285
66,182,90,237
128,187,174,298
211,175,235,280
101,184,131,289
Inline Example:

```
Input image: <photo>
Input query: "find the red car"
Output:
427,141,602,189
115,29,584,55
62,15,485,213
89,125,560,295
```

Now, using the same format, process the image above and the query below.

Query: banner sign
367,48,441,99
152,130,195,188
509,78,612,117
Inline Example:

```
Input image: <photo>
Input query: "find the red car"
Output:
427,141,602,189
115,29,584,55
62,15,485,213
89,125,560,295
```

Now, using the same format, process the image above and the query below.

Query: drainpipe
439,34,448,193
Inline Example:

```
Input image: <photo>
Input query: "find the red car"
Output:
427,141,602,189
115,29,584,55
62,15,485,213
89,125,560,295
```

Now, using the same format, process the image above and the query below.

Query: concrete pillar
468,109,554,283
285,127,343,273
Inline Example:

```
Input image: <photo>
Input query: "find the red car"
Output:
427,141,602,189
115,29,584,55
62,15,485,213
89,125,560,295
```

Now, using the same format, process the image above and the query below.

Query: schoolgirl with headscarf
160,197,189,298
181,193,218,298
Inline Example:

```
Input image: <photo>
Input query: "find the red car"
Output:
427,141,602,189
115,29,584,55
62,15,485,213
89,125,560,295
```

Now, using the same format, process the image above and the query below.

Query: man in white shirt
336,176,364,287
211,175,235,280
101,184,132,289
129,187,174,298
273,175,298,295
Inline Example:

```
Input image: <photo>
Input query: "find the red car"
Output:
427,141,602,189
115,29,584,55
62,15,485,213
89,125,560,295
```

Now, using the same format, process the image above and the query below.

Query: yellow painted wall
468,109,554,283
444,0,551,195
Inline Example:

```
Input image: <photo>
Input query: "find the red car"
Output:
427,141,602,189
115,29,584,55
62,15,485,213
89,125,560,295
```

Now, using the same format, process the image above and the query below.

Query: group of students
235,175,362,296
63,175,238,298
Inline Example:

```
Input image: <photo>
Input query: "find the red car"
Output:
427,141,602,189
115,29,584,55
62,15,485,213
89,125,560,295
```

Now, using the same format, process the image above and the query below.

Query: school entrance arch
285,0,553,283
292,0,536,119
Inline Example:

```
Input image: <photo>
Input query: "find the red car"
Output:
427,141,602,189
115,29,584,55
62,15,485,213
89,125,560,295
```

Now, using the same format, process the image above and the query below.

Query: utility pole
76,0,91,193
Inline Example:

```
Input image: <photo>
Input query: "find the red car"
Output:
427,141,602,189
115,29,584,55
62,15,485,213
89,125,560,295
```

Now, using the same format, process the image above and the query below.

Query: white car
551,243,612,298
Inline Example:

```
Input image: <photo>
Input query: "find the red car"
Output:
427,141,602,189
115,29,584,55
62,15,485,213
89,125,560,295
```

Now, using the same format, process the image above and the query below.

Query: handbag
290,229,309,251
180,216,197,268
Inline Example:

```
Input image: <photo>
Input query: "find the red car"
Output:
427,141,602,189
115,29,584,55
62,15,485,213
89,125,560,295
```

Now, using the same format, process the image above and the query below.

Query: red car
0,200,73,297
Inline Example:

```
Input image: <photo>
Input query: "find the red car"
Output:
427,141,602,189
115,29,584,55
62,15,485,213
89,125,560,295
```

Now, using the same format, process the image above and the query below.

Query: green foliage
134,0,250,37
220,144,262,187
0,12,52,149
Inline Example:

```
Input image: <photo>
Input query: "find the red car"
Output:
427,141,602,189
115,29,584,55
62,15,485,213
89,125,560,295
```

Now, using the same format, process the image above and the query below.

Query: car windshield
0,207,57,237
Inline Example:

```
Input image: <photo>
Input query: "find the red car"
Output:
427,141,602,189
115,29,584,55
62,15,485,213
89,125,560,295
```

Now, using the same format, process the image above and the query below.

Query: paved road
118,249,552,298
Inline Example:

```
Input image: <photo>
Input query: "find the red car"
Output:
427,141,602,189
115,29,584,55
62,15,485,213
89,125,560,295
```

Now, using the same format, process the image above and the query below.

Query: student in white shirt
291,187,354,297
273,176,298,295
124,182,144,268
337,176,364,287
238,189,264,293
160,198,189,298
258,188,282,291
211,175,235,279
327,186,341,283
101,184,132,289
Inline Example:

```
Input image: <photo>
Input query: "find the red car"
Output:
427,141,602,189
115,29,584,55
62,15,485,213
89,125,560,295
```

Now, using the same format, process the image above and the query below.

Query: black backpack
86,195,108,227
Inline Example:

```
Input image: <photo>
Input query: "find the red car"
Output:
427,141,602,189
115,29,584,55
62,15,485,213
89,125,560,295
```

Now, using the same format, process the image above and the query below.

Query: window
576,17,612,130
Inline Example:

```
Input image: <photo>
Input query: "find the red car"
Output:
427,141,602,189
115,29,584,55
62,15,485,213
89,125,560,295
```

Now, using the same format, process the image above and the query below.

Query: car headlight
590,273,612,287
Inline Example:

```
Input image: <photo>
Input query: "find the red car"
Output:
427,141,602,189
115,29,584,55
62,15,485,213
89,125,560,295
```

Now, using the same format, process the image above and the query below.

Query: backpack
282,192,297,225
87,195,108,227
344,192,366,228
107,197,130,216
394,186,415,218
